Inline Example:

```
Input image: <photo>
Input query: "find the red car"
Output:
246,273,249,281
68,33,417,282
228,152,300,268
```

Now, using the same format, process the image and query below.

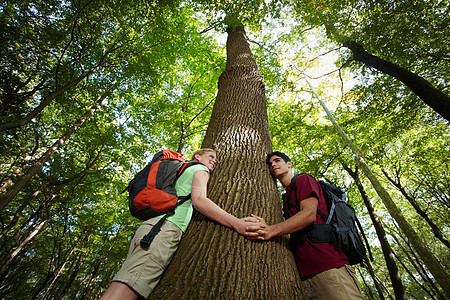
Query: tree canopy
0,0,448,299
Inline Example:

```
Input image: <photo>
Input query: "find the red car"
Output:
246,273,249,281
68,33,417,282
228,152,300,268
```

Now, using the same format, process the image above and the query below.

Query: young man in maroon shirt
250,151,364,299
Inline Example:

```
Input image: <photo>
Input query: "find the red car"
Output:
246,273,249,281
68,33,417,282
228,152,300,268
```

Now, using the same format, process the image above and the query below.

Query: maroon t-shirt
283,174,348,278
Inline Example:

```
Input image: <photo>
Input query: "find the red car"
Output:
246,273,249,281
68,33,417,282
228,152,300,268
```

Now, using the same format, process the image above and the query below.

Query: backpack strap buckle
140,216,168,248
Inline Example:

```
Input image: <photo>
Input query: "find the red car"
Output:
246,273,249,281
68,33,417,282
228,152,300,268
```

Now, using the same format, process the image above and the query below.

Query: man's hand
247,197,317,240
232,216,265,237
244,214,275,241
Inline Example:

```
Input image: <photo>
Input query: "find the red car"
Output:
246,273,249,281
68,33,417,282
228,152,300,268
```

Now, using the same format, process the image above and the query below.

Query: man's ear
287,161,292,169
194,154,200,161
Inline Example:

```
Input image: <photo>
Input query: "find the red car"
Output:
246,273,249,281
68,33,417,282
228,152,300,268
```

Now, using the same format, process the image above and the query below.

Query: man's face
268,155,291,178
195,151,217,172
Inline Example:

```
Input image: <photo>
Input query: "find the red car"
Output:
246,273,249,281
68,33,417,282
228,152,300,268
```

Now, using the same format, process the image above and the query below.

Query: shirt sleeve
295,174,321,203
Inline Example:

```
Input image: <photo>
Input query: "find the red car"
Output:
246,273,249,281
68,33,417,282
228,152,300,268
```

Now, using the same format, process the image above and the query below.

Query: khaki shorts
113,217,183,298
302,264,365,300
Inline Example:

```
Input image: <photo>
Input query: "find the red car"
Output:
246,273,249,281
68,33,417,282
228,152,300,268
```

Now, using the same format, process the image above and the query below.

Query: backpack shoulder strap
290,173,327,221
176,161,204,177
288,174,300,211
289,174,299,193
139,185,194,248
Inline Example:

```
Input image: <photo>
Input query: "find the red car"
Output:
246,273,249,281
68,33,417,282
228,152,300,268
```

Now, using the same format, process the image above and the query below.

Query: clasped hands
240,214,273,240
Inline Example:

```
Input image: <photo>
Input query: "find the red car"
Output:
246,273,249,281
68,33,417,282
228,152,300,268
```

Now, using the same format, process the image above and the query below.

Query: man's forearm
269,198,316,237
267,212,310,237
252,197,317,240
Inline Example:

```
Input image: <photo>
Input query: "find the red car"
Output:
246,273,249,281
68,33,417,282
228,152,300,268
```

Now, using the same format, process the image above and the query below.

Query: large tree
150,27,304,299
0,2,224,298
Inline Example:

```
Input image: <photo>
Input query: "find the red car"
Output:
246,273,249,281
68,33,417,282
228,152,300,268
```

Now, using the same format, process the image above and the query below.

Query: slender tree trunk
343,163,406,300
0,88,114,210
0,65,102,132
382,169,450,249
41,247,76,299
343,41,450,122
391,249,438,300
150,27,305,299
0,219,47,282
366,262,395,300
56,252,83,299
0,188,54,241
359,267,374,299
79,253,106,299
306,79,450,297
0,149,37,194
392,232,445,299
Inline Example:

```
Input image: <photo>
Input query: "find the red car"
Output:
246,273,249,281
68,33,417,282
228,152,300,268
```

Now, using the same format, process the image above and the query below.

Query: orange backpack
124,149,202,247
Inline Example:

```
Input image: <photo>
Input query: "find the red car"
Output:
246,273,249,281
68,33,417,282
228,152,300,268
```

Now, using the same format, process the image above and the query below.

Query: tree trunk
0,219,47,283
56,251,84,299
382,169,450,249
79,253,107,299
391,236,443,299
343,163,406,300
306,79,450,297
40,247,76,299
150,27,305,299
362,262,393,300
343,41,450,122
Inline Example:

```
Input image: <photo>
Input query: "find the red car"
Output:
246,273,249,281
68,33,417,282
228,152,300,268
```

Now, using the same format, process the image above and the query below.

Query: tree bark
343,41,450,122
343,163,406,300
150,27,305,299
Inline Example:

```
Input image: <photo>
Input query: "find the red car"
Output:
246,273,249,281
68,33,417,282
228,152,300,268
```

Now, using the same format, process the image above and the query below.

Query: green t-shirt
165,163,209,232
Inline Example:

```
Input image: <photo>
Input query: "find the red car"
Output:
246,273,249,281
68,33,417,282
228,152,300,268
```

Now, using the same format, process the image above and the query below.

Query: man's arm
249,197,318,240
191,170,260,236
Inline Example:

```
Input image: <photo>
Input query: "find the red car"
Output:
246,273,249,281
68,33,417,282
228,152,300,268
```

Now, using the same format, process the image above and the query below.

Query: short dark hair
266,151,291,167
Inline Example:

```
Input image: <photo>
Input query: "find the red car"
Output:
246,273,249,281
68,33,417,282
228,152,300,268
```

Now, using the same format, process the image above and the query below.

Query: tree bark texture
343,41,450,122
150,28,304,299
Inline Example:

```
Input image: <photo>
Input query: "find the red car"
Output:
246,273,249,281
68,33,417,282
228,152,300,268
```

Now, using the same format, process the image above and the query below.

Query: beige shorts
302,264,365,300
113,217,183,298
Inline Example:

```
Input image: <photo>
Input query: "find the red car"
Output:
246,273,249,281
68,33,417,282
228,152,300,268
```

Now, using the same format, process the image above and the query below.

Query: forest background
0,0,448,299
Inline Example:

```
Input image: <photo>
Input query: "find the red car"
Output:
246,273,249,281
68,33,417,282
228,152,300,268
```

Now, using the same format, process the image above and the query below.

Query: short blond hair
191,148,216,160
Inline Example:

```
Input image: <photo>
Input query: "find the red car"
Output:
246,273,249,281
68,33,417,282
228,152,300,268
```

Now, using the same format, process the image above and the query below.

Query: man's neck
278,172,294,190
